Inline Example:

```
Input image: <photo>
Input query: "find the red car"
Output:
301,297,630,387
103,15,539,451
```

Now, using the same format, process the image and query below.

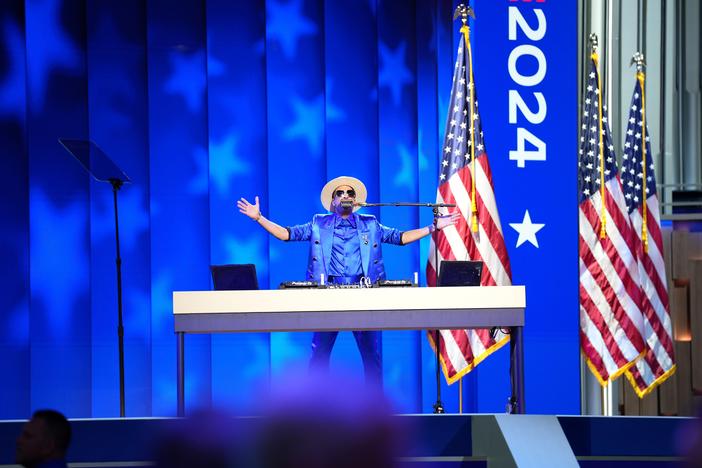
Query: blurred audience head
255,374,401,468
153,409,244,468
15,409,71,467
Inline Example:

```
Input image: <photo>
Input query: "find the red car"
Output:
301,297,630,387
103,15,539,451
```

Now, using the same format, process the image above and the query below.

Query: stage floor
0,414,691,467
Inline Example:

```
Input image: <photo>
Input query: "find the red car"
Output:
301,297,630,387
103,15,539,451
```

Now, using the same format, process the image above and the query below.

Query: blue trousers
309,274,382,383
310,330,382,383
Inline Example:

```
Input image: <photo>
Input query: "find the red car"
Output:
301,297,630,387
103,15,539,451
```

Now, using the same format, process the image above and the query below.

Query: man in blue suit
238,176,458,383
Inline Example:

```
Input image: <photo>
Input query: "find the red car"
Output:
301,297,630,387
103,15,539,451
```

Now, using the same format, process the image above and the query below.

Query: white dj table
173,285,526,415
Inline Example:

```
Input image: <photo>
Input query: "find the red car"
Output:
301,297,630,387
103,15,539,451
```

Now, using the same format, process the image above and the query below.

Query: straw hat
320,176,367,212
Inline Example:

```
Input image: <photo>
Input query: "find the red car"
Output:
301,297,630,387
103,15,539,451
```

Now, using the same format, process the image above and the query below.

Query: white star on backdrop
509,210,545,248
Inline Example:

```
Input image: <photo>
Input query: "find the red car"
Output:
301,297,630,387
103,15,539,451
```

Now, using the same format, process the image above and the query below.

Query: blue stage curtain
0,0,30,419
146,0,211,415
0,0,580,417
85,0,152,417
206,0,271,411
26,0,92,416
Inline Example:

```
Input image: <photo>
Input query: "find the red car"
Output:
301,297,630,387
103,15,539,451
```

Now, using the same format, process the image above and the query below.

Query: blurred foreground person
153,409,244,468
16,410,71,468
255,375,401,468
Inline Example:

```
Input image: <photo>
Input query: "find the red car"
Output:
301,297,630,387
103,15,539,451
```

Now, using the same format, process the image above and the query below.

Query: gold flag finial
589,33,598,54
632,51,649,252
453,4,475,25
630,52,646,73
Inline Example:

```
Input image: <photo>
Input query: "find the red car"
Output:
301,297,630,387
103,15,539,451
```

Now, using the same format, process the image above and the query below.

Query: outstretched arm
237,196,290,241
400,212,461,245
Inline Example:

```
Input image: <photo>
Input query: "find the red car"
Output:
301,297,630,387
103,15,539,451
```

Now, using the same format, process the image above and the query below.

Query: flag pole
602,382,612,416
589,34,607,239
434,3,478,414
631,52,649,253
433,209,445,414
455,4,479,233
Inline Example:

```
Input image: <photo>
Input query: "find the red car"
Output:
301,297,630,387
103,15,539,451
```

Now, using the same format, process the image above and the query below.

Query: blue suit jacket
287,213,403,282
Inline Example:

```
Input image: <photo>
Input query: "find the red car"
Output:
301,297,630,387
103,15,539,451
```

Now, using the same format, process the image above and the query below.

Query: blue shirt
328,215,362,277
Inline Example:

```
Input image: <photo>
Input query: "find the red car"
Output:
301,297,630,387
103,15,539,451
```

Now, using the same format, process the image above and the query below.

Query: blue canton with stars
578,58,619,204
439,34,485,184
621,78,656,214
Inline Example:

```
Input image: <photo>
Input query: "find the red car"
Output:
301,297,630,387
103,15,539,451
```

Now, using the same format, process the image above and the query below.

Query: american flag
621,72,676,396
426,26,512,384
578,55,645,384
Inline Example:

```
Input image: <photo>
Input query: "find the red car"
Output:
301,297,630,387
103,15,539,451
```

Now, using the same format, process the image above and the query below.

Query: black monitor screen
210,264,259,290
438,261,483,287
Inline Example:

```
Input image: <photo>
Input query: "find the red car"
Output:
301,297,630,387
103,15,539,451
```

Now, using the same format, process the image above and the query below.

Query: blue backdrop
0,0,578,417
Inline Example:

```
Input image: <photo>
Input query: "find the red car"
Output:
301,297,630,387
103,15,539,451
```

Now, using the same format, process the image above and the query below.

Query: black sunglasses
335,189,356,198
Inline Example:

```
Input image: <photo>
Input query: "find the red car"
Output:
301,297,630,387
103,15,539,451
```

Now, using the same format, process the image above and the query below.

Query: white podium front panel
172,285,527,415
173,285,525,333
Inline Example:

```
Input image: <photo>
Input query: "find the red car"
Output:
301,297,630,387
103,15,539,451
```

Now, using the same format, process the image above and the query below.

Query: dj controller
279,279,415,289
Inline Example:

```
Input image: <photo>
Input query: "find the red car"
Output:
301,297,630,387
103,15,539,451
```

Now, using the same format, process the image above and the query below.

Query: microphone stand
360,201,454,413
358,202,455,208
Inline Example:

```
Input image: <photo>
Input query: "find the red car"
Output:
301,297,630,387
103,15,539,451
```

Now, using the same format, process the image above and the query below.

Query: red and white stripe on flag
624,195,676,396
579,182,646,384
426,161,512,384
578,56,646,385
620,74,675,396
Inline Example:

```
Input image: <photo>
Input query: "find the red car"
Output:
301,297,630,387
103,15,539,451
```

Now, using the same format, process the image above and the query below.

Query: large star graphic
223,235,268,277
509,210,545,248
188,146,209,195
394,143,416,191
378,40,413,106
209,134,251,196
25,0,81,109
267,0,318,60
284,91,343,155
90,13,147,129
89,184,150,252
30,188,88,335
164,50,207,113
26,0,82,107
